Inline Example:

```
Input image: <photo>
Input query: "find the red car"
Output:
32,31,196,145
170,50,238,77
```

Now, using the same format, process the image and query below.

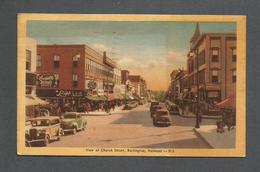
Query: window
54,74,59,87
72,74,78,87
211,70,219,83
232,48,237,62
73,54,80,67
37,55,42,67
53,55,60,68
198,70,205,84
211,48,219,62
26,50,31,71
232,70,236,83
198,50,205,66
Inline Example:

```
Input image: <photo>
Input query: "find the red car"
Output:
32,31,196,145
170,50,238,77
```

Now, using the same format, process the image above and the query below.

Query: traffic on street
26,101,215,148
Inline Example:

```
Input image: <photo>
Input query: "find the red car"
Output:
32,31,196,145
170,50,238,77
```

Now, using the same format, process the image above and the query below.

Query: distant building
187,23,236,102
166,69,187,102
26,38,37,95
26,38,48,118
121,70,130,85
128,75,147,98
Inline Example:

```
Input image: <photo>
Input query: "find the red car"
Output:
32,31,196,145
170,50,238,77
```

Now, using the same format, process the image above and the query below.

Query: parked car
26,116,63,146
166,103,180,115
123,101,139,110
150,104,166,118
25,120,32,147
150,101,159,111
61,112,87,134
152,109,172,127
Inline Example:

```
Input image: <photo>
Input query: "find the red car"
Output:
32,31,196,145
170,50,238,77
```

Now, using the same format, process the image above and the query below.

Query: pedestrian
112,101,115,111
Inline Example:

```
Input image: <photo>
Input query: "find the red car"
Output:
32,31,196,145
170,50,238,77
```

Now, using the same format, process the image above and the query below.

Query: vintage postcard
17,14,246,157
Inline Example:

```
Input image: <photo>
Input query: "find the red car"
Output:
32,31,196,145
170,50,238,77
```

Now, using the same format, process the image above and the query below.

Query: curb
193,128,214,149
179,114,221,120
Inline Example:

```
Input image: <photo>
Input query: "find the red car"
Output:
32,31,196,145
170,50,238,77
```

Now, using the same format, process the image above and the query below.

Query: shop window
26,50,31,71
73,54,80,68
232,48,237,62
72,74,78,87
37,55,42,67
232,70,236,83
211,48,219,62
211,70,219,83
53,55,60,68
54,74,59,87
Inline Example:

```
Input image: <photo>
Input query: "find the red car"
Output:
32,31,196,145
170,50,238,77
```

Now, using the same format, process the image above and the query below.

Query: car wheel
72,127,77,135
44,135,50,146
57,135,61,141
82,124,86,131
56,129,63,140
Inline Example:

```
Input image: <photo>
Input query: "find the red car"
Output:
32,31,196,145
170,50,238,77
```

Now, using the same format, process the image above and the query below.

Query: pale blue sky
27,21,236,90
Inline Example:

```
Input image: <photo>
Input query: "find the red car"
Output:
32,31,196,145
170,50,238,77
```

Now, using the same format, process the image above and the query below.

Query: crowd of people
34,99,125,117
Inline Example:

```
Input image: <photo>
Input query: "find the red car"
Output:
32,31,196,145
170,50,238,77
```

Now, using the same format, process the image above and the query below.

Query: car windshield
31,120,49,127
64,114,77,119
157,111,168,116
151,102,159,106
153,106,163,110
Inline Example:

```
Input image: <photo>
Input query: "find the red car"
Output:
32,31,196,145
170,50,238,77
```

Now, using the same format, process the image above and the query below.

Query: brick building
187,23,236,102
36,44,117,107
128,75,147,98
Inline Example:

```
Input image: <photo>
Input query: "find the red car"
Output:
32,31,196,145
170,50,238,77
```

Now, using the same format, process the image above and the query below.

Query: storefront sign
37,74,58,88
85,80,97,90
56,90,84,97
36,89,84,98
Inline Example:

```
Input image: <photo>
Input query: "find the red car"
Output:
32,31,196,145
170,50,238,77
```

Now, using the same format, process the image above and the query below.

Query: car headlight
37,130,46,136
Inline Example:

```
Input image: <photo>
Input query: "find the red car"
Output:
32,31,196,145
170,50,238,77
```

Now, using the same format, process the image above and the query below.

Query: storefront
36,89,85,110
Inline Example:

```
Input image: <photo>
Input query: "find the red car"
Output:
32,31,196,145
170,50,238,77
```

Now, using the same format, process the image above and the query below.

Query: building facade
187,23,236,103
128,75,147,98
36,44,117,107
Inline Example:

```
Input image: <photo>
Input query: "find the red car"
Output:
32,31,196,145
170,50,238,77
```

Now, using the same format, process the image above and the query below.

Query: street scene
24,20,236,149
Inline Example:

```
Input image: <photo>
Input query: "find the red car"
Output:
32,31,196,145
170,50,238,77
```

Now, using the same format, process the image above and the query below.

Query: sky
27,21,236,91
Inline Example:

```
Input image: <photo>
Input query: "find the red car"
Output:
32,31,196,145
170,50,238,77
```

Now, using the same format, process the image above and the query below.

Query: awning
199,83,221,91
86,95,107,101
129,95,134,100
216,94,236,110
107,94,114,101
132,94,140,100
26,95,49,106
121,93,130,100
113,94,122,99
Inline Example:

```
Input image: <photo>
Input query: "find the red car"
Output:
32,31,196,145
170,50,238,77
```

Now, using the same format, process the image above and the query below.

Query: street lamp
189,49,200,128
125,80,130,106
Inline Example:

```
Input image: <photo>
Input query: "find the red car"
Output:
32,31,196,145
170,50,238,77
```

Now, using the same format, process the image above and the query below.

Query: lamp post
189,50,200,128
195,48,200,128
125,80,129,106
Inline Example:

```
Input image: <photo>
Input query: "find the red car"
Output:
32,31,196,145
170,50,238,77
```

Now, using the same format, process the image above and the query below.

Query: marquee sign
36,74,58,88
36,89,84,98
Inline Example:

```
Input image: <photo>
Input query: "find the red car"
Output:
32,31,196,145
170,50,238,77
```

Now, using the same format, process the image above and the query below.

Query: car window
64,114,76,119
157,111,168,116
32,120,49,127
50,119,60,125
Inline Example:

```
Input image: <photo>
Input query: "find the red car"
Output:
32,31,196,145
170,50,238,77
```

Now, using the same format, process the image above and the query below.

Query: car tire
44,135,50,146
72,127,77,135
82,124,86,131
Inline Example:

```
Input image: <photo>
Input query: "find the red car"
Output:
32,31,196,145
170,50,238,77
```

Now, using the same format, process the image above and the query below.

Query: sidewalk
194,125,236,148
179,109,221,120
82,106,124,116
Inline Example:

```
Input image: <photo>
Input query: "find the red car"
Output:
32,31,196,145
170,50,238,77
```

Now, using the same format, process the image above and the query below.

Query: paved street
49,103,216,148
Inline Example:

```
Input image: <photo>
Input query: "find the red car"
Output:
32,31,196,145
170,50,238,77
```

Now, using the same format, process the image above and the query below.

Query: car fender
72,122,78,129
